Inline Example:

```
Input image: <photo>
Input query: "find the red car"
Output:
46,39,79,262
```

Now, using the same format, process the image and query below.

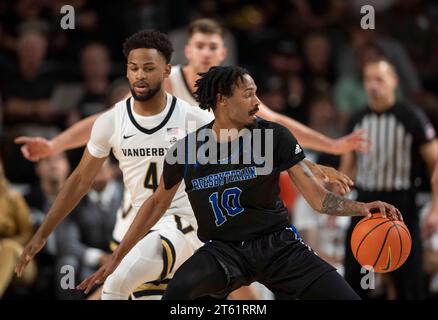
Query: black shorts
197,226,335,299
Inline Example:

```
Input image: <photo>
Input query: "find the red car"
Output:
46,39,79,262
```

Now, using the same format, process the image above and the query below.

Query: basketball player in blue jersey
15,31,351,300
79,66,402,299
14,21,365,300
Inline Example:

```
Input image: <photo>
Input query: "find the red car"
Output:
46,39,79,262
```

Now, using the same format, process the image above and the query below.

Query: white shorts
103,213,202,300
111,200,137,246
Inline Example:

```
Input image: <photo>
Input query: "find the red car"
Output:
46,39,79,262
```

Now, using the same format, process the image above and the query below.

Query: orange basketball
351,213,411,273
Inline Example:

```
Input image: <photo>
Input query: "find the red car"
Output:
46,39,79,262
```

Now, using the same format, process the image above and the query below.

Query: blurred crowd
1,0,438,299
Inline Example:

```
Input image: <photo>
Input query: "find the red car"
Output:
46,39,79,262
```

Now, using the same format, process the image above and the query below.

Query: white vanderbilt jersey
87,93,214,241
168,65,199,107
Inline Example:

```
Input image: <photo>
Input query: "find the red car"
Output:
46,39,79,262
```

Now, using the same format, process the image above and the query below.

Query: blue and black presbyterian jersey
163,118,305,242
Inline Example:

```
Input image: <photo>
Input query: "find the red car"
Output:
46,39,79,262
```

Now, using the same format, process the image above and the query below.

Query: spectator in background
45,0,113,63
55,159,121,299
283,0,350,38
258,76,288,114
265,39,302,78
301,32,336,124
381,0,438,91
0,0,48,55
302,32,335,92
24,153,70,299
0,30,63,185
123,0,170,36
0,158,36,298
1,31,61,135
261,39,306,123
67,43,112,125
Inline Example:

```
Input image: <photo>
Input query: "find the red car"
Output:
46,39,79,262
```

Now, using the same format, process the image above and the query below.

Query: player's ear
163,64,171,78
217,93,227,107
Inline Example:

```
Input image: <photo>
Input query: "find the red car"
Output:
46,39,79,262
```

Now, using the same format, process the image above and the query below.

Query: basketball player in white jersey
15,31,217,300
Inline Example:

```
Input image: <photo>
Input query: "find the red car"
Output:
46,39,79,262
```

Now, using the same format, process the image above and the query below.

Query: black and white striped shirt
348,103,436,192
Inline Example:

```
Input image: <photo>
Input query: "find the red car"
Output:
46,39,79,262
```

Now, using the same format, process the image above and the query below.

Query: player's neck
212,116,245,142
183,64,200,94
132,90,167,116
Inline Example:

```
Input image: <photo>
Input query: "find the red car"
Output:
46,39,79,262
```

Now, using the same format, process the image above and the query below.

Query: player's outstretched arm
287,160,402,220
77,177,181,294
257,103,370,155
14,113,102,162
15,149,107,277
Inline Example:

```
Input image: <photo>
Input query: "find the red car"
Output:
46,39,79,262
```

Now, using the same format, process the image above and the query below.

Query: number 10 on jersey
208,187,244,226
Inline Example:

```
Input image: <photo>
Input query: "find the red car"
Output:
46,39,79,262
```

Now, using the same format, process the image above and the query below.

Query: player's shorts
109,213,202,299
110,203,137,249
197,225,335,299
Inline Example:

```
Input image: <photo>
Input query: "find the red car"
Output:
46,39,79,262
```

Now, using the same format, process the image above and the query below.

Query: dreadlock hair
122,30,173,63
194,66,249,111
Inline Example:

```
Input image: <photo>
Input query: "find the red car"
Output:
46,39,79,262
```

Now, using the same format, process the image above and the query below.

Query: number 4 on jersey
144,162,158,191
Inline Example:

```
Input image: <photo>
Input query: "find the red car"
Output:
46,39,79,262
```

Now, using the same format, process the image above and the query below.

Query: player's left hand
77,255,122,294
317,165,354,195
421,207,438,239
331,129,370,155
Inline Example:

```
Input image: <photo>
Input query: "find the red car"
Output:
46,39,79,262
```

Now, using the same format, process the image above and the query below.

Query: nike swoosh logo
123,134,136,139
381,247,391,271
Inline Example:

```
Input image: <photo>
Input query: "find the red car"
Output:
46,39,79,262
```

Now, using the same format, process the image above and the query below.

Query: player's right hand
15,234,47,277
77,255,122,294
14,136,55,162
362,201,403,221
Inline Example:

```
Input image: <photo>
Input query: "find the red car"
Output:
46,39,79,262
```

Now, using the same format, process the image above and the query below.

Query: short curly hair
122,30,173,63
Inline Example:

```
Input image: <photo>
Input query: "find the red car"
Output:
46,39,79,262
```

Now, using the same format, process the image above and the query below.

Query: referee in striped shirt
340,57,438,299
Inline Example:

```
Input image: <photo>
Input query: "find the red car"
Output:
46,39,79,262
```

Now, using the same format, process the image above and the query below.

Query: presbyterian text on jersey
191,166,258,190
